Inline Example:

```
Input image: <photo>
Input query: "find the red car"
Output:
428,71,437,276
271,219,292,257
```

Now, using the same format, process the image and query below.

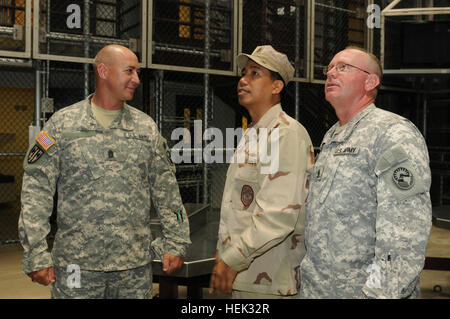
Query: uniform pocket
60,134,103,184
318,161,340,204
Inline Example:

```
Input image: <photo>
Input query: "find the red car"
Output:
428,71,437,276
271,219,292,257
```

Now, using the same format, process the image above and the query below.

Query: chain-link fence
0,0,29,56
242,0,308,80
35,0,145,63
0,66,34,244
150,0,235,72
313,0,367,81
382,0,450,70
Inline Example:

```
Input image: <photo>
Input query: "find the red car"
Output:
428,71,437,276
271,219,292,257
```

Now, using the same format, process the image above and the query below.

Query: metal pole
45,0,50,98
295,3,301,121
35,61,41,127
203,0,210,205
158,70,164,133
83,0,90,97
423,94,427,140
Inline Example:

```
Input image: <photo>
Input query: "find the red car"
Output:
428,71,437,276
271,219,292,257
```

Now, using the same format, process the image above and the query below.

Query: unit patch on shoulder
35,131,55,151
392,167,414,190
27,145,44,164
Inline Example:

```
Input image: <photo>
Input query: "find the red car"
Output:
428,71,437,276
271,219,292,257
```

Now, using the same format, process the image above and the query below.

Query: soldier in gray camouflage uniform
300,46,432,298
19,45,191,298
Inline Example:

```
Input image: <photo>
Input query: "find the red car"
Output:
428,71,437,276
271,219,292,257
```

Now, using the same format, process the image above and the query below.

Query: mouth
237,88,250,96
325,83,339,90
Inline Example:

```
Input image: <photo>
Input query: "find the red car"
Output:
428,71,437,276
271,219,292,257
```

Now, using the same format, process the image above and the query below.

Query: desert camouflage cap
237,45,295,85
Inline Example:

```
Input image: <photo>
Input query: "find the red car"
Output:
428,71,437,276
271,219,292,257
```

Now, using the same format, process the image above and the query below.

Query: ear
364,74,380,91
272,79,284,95
97,63,108,79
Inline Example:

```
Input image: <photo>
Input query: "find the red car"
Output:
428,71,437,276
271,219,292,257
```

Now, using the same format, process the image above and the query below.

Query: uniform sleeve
221,129,312,272
362,123,432,299
216,167,233,256
148,134,191,258
18,119,60,274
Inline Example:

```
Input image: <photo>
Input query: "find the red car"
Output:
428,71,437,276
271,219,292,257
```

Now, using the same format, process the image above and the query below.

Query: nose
132,70,140,86
238,74,248,87
326,67,337,79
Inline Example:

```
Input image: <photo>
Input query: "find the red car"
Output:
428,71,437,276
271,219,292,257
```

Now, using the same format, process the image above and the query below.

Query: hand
28,266,55,286
163,253,184,274
209,259,237,295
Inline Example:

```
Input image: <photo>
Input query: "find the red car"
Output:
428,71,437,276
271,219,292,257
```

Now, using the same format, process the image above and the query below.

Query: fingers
162,254,184,274
209,260,235,295
47,267,56,284
209,265,218,294
209,272,215,294
28,267,55,286
163,254,170,273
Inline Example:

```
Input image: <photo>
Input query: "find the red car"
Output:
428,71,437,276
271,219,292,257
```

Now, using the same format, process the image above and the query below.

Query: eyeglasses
323,63,371,76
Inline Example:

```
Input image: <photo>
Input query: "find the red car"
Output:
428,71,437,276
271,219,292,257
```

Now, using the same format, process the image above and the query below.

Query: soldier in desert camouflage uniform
300,47,432,298
209,45,314,298
19,45,191,298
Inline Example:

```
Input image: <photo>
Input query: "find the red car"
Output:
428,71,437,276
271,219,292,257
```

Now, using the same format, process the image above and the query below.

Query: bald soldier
210,45,314,298
19,45,191,298
300,46,432,298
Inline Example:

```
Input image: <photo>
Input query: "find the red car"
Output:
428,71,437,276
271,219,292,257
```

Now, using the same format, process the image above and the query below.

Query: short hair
345,46,383,84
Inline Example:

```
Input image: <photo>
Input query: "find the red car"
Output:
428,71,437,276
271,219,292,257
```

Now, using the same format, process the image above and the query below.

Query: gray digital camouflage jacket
300,104,432,299
19,96,191,274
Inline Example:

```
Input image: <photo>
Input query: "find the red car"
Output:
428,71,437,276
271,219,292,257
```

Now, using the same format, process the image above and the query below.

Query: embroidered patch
27,145,44,164
35,131,55,151
392,167,414,190
241,184,254,210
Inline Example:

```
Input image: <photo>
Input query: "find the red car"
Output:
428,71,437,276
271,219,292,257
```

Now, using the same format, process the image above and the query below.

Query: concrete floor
0,225,448,299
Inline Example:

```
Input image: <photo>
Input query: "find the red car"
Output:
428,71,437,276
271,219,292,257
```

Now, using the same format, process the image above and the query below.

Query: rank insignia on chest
392,167,414,190
27,145,44,164
35,131,55,151
241,184,254,210
334,146,359,156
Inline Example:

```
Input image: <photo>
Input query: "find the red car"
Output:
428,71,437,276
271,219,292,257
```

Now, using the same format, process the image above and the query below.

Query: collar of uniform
108,104,135,131
328,103,376,143
83,94,136,131
82,94,101,130
252,103,282,130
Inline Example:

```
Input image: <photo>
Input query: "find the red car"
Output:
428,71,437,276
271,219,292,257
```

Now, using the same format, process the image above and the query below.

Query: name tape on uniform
334,147,359,156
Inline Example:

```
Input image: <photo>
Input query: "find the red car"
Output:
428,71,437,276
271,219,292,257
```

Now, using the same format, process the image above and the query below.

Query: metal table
151,203,219,299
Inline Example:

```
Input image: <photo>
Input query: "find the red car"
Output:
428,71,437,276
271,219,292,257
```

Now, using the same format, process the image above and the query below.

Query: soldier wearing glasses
300,47,432,298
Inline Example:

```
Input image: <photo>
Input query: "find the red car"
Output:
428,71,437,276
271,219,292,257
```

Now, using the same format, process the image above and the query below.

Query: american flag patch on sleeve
35,131,55,151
